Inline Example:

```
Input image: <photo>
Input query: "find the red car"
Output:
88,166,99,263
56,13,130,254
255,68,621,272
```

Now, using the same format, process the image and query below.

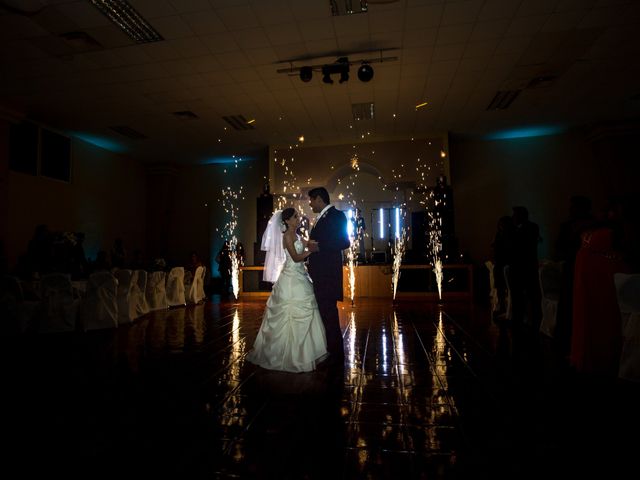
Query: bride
246,208,328,372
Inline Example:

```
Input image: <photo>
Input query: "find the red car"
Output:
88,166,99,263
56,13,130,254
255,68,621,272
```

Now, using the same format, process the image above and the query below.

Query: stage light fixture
357,63,374,82
277,52,398,85
299,66,312,82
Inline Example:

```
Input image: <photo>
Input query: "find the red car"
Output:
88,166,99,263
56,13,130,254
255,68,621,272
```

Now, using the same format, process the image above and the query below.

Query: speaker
255,192,273,265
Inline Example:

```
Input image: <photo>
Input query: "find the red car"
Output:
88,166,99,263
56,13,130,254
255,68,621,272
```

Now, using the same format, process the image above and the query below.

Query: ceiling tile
56,2,111,29
469,19,511,41
332,14,370,38
437,24,473,45
442,0,484,25
405,4,444,30
478,0,521,21
541,11,587,32
244,47,280,66
265,23,303,46
403,28,438,47
505,15,547,37
216,5,261,29
249,0,296,25
432,44,465,62
130,0,177,18
167,0,211,13
369,9,405,33
215,50,251,68
150,16,195,39
182,10,227,35
298,18,336,41
230,27,270,50
200,33,239,54
516,0,561,16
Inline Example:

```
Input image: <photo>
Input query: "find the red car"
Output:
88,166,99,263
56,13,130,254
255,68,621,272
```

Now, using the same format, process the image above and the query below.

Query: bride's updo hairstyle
281,208,296,230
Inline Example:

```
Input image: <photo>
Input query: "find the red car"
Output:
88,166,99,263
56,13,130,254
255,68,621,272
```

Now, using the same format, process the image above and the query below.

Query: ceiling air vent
222,115,255,131
486,90,521,110
352,102,375,121
59,31,103,52
109,126,147,139
527,74,558,89
173,110,199,120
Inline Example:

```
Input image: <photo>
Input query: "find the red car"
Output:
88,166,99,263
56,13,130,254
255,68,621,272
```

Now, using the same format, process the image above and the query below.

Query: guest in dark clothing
27,224,53,278
130,249,146,270
216,241,232,293
110,238,126,269
92,250,111,273
69,232,89,279
555,196,595,355
571,197,631,375
187,251,204,277
509,206,542,332
491,216,515,314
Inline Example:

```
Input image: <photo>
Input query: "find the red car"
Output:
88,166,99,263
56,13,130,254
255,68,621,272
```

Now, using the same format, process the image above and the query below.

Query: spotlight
322,66,334,84
357,63,374,82
299,66,312,82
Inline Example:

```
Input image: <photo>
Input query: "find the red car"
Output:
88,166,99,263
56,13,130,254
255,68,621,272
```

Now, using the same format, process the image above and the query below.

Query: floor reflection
6,298,637,478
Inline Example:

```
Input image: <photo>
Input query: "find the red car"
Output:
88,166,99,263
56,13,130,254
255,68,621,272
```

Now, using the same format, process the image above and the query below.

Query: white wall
450,129,639,264
5,127,146,268
166,157,268,274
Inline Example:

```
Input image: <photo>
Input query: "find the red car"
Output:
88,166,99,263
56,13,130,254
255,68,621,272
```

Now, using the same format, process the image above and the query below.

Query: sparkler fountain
389,165,409,301
392,225,408,300
414,155,445,301
344,156,363,306
429,193,444,301
220,185,244,300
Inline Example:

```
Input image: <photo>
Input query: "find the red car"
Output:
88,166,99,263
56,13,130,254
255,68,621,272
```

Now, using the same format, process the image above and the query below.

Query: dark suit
308,206,350,359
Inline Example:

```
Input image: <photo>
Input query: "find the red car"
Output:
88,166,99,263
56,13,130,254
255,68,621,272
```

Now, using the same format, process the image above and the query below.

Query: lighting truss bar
276,55,398,75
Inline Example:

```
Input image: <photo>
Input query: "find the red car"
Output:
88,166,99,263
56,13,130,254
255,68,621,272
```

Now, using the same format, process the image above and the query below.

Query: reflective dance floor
5,297,639,479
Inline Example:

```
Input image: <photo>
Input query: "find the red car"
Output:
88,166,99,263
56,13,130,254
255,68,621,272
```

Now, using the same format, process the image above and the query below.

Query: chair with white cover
185,266,202,304
166,267,186,307
146,271,168,311
79,272,119,331
115,269,136,325
538,260,564,338
37,273,79,333
1,275,41,333
196,265,207,303
132,270,149,318
615,273,640,382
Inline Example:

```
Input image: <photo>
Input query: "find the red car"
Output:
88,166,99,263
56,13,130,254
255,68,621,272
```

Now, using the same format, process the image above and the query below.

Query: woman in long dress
246,208,327,372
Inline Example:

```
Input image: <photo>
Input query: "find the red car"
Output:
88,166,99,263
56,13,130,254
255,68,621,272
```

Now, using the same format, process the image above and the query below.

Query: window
8,122,72,182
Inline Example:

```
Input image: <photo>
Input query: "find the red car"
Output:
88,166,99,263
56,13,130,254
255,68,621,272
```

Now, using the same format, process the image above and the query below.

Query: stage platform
239,263,473,300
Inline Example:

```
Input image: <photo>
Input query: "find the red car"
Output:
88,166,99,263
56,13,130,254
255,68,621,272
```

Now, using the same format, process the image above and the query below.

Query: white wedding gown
247,238,327,372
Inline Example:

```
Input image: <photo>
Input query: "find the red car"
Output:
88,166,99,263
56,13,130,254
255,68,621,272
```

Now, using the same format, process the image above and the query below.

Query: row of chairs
2,266,207,333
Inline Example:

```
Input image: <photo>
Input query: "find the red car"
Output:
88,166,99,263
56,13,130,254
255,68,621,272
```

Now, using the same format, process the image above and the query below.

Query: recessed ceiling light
90,0,163,43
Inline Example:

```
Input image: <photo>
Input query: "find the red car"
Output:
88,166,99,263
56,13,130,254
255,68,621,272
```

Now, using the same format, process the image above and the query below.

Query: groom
307,187,351,363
